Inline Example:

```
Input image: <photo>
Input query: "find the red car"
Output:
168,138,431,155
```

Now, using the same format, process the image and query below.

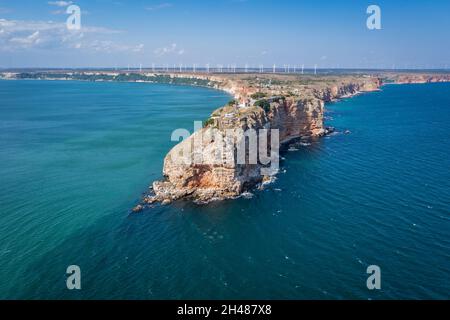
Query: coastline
146,74,382,205
145,72,450,206
2,70,450,207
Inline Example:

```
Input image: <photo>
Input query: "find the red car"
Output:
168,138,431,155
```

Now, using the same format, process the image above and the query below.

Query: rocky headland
145,72,450,205
2,69,448,206
146,73,384,205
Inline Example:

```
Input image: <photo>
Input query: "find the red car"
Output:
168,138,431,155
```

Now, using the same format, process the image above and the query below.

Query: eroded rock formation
148,75,382,204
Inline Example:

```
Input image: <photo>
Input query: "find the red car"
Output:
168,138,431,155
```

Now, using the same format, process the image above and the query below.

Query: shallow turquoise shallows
0,80,449,299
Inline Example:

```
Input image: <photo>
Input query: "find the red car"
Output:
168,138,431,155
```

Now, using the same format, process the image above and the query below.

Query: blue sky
0,0,449,68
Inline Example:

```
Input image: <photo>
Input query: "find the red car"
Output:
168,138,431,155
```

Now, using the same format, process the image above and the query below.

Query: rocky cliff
0,70,447,206
146,75,382,204
390,74,450,84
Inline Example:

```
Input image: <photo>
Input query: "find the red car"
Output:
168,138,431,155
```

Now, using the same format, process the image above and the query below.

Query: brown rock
150,74,384,203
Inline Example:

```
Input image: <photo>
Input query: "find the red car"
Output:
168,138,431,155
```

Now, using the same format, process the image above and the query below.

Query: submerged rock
143,196,157,204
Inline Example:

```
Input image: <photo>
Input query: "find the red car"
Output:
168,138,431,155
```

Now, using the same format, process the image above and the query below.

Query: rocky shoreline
1,70,448,208
140,74,383,207
140,72,450,208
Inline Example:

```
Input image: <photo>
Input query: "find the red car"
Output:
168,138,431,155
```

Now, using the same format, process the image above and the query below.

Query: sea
0,79,449,299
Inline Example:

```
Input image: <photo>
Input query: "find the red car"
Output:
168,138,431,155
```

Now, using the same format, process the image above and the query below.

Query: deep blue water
0,80,449,299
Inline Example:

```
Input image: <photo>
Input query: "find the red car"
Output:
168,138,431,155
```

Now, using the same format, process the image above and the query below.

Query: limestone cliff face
315,80,382,102
152,108,269,203
148,77,382,204
268,98,325,142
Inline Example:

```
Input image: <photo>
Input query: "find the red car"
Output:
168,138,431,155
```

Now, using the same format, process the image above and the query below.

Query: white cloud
48,1,73,7
145,3,173,11
0,18,120,35
50,10,66,15
133,43,145,52
0,18,141,53
50,8,90,15
154,43,184,56
10,31,42,47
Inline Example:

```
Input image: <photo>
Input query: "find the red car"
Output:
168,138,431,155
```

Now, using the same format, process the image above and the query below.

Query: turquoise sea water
0,80,449,299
